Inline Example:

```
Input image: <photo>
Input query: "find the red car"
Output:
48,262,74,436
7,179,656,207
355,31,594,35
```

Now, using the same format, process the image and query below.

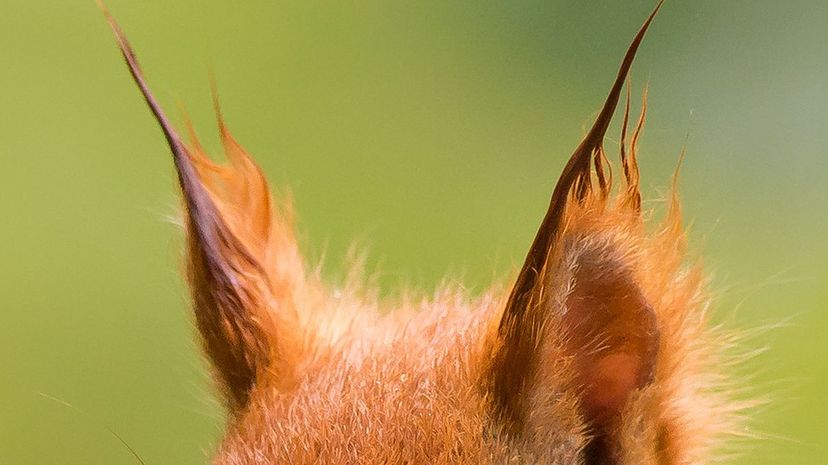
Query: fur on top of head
102,1,748,464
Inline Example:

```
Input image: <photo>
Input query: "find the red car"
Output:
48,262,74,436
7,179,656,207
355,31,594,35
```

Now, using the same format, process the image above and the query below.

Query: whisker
38,392,149,465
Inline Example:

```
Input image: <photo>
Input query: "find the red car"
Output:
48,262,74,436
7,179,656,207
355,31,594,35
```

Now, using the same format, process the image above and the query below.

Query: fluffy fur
102,1,748,464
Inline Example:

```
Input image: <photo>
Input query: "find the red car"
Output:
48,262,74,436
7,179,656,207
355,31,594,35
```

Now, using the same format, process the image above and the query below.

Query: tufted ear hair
491,1,663,462
101,4,303,412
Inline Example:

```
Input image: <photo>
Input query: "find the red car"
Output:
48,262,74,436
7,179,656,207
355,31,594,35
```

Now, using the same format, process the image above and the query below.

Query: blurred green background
1,0,826,463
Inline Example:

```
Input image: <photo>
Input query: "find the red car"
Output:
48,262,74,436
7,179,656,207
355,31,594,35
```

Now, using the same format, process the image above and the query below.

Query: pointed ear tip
98,1,122,37
95,0,108,14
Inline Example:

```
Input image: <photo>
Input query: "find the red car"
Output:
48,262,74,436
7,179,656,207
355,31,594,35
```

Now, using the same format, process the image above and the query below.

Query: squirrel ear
493,236,660,438
491,1,663,462
101,5,301,411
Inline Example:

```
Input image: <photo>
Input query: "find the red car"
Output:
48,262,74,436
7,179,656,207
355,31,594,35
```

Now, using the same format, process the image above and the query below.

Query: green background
1,0,825,463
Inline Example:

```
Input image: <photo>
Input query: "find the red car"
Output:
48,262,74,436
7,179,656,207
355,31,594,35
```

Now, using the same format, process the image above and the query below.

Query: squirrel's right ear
100,3,304,412
490,2,663,463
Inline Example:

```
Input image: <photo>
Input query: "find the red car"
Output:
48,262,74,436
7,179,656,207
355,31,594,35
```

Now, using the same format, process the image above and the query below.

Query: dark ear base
100,3,294,411
492,0,664,461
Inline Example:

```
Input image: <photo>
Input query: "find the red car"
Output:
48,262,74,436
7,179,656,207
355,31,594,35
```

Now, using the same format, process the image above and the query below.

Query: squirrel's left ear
493,232,660,462
491,1,663,463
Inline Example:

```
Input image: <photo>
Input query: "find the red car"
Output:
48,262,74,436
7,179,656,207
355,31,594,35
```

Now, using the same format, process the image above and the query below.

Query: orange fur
102,1,749,464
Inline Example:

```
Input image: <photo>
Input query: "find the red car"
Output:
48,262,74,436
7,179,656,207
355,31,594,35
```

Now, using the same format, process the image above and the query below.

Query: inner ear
563,252,659,432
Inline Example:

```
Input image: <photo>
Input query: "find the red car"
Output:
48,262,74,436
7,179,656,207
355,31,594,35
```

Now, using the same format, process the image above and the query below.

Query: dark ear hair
491,1,663,461
101,5,300,411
